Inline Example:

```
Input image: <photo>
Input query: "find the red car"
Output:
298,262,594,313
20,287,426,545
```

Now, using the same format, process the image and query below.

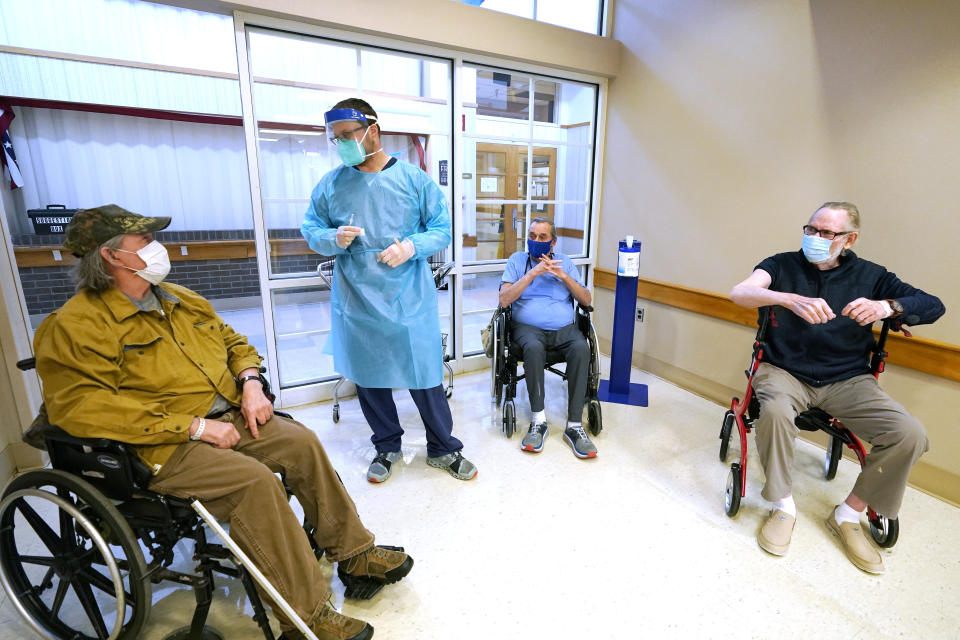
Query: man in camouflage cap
34,204,411,640
63,204,171,256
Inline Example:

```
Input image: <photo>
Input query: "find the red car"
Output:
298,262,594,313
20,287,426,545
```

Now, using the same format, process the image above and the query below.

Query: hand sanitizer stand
597,236,649,406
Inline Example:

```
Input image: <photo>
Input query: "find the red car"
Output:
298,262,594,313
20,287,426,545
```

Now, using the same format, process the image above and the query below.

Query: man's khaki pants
149,409,374,633
752,363,928,519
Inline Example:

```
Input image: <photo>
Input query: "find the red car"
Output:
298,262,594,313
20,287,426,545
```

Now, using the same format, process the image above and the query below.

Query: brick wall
15,229,331,316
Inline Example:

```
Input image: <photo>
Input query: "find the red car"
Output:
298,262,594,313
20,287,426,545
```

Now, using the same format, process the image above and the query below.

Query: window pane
476,71,529,120
6,105,260,333
453,0,602,35
536,0,603,34
557,145,592,202
552,203,589,257
0,0,237,72
533,80,558,124
462,0,533,19
272,286,334,387
462,202,526,262
461,271,504,355
248,28,453,278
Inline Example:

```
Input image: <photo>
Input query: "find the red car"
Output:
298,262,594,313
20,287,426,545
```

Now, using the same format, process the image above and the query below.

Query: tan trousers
752,363,928,519
149,409,375,632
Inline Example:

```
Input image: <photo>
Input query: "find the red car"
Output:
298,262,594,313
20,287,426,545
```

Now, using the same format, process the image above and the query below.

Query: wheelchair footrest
338,545,406,600
339,574,386,600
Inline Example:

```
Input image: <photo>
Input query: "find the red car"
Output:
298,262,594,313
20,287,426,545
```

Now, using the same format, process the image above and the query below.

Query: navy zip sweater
756,250,945,386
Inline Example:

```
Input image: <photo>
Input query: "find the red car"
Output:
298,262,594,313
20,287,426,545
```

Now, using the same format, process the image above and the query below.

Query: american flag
0,104,24,190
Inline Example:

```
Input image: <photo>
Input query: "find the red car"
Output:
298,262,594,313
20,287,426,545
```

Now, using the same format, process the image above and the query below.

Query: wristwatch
885,299,904,318
237,374,265,390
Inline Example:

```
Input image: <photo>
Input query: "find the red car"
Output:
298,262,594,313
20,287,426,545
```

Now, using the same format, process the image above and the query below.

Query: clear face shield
324,108,380,167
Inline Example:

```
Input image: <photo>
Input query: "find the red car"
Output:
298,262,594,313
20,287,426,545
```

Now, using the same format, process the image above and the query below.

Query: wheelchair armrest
43,425,155,499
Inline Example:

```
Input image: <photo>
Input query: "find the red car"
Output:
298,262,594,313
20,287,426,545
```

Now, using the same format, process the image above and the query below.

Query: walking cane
191,499,320,640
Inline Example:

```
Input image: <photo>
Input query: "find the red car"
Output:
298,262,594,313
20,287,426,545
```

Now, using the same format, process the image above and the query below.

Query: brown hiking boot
338,545,414,598
279,602,373,640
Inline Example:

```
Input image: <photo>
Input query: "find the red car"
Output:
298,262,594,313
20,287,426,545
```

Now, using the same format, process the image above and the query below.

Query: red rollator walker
718,306,916,548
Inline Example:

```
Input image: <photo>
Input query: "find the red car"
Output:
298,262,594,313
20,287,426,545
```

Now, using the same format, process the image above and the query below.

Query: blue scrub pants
356,385,463,458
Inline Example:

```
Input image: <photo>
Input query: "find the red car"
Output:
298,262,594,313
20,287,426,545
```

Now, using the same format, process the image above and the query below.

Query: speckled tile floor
1,361,958,639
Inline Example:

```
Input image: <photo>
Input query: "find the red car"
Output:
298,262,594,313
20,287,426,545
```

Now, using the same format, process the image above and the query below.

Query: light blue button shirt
501,251,581,330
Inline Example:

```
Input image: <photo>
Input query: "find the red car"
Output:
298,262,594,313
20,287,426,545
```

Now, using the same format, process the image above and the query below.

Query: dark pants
356,384,463,458
511,321,589,422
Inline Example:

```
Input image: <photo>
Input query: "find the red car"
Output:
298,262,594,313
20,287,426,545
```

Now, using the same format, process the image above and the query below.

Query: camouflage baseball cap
63,204,171,257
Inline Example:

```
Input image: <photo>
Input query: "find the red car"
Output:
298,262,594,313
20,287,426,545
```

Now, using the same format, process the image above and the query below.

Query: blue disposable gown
301,160,451,389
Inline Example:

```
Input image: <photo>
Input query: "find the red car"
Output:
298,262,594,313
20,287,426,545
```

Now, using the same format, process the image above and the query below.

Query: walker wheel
332,405,340,423
719,410,734,462
869,513,899,548
725,463,742,517
824,435,842,480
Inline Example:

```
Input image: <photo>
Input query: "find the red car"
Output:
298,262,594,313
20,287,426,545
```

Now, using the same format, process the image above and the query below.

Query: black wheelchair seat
794,407,833,433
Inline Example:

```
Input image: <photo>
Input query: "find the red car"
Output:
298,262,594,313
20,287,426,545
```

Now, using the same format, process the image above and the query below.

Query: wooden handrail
13,239,315,267
594,268,960,384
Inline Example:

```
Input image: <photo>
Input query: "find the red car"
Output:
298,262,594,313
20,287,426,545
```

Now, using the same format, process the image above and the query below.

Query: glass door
243,26,453,391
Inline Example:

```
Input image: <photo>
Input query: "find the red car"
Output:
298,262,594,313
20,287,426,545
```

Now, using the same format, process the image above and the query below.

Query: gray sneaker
563,425,598,459
521,422,548,453
426,451,478,480
367,451,403,483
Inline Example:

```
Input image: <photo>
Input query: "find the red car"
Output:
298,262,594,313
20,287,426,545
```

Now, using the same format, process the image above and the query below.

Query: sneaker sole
563,435,597,459
366,470,390,484
757,536,789,556
426,459,478,480
521,442,544,453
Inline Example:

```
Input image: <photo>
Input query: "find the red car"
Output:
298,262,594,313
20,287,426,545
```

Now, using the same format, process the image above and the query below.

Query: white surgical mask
801,234,842,264
116,240,171,285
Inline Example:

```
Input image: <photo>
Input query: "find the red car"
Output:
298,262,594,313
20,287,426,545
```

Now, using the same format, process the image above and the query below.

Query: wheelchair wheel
824,435,842,480
502,401,516,438
869,514,899,549
0,469,150,640
725,464,742,517
587,400,602,436
719,410,734,462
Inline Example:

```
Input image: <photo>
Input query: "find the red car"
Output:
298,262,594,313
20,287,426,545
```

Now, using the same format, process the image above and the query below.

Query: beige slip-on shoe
825,510,884,574
757,509,796,556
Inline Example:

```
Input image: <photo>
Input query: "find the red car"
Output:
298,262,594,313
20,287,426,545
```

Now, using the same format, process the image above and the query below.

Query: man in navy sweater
730,201,944,574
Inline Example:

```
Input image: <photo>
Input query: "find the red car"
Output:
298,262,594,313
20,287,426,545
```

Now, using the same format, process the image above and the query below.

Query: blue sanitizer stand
597,237,649,406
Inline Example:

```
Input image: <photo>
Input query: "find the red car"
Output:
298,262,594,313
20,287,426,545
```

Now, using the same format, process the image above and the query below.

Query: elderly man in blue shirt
499,217,595,458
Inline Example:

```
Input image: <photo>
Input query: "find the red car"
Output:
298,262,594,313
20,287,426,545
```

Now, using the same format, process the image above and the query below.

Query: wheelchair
0,359,366,640
489,303,603,438
317,258,456,423
718,307,916,549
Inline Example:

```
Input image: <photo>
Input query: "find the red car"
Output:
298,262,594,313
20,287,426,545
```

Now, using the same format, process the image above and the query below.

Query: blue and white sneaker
521,422,548,453
563,424,598,459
